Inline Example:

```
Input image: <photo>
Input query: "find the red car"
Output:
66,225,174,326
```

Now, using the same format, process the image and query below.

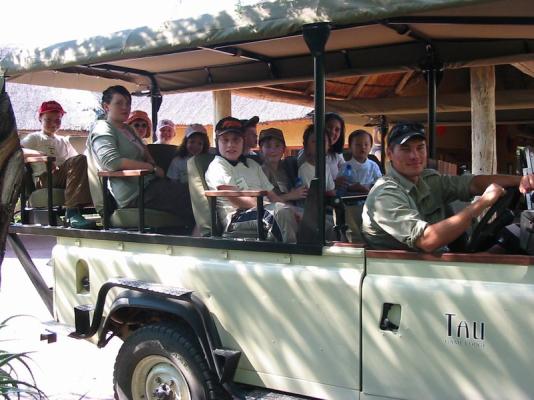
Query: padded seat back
187,153,216,236
86,140,182,230
147,144,178,174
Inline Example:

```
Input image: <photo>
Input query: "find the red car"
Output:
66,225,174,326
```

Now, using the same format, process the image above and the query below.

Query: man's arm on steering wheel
415,184,504,253
469,174,534,195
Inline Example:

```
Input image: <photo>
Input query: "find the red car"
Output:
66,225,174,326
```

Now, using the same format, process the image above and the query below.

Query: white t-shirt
326,152,345,181
298,161,335,192
342,157,382,188
205,156,274,227
21,131,78,176
167,155,189,183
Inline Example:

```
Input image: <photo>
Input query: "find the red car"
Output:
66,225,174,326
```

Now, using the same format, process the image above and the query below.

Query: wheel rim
131,355,191,400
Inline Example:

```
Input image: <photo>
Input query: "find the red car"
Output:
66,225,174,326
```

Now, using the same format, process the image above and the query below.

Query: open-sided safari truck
3,0,534,399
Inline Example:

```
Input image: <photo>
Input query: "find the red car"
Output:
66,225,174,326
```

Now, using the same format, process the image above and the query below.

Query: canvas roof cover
2,0,534,93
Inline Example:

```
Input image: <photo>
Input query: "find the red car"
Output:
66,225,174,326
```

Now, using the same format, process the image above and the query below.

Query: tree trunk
471,66,497,175
0,77,24,284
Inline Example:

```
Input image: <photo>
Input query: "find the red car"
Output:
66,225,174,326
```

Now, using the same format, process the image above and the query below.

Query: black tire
113,323,226,400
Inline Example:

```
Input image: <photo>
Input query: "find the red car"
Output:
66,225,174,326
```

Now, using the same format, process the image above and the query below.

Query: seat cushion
28,188,65,208
110,208,182,228
188,154,215,236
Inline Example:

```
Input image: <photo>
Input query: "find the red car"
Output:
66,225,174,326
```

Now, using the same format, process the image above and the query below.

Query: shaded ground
1,234,120,399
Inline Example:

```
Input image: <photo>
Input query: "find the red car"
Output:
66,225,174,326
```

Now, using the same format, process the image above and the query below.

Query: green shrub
0,317,47,399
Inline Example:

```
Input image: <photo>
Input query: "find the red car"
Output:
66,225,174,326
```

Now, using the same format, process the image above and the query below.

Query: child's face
305,132,329,160
39,111,62,136
129,119,149,139
186,133,205,156
326,118,342,145
218,132,244,161
350,134,372,162
260,138,285,163
244,126,258,149
158,126,175,144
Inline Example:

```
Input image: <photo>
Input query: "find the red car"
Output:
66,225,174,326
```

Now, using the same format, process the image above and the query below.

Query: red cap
38,101,66,116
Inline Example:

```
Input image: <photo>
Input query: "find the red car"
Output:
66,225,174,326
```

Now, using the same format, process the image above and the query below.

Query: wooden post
212,90,231,141
470,66,496,174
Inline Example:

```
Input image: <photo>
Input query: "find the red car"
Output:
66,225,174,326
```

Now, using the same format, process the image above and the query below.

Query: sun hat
125,110,152,138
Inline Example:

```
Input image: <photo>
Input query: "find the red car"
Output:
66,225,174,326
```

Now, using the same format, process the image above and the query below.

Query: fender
70,278,240,384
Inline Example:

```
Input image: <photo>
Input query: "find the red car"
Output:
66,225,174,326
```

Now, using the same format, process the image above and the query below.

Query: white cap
157,119,175,130
185,123,207,138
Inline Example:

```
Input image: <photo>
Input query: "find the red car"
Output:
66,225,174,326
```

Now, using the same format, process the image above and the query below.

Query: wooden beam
471,66,496,175
328,88,534,115
512,61,534,78
212,90,231,141
346,76,370,100
394,71,414,95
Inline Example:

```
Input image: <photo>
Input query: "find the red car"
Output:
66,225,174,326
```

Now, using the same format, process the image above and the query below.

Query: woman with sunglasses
125,110,152,143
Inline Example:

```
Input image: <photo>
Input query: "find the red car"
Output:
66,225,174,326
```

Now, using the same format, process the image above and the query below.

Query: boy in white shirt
341,129,382,242
20,101,95,229
341,129,382,193
205,117,299,242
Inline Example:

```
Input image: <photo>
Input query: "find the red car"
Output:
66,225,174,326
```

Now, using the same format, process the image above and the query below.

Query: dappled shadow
52,240,364,399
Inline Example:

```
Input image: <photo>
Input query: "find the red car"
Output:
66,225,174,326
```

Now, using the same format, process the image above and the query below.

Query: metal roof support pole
379,115,388,170
427,65,437,159
149,78,162,142
423,45,442,160
303,22,331,246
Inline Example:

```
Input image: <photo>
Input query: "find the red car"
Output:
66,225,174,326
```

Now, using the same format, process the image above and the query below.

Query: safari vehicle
2,0,534,399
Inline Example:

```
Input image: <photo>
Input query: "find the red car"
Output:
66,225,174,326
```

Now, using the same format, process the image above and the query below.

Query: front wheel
113,323,225,400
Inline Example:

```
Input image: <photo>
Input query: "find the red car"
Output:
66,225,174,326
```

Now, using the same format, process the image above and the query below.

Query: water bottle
337,164,353,197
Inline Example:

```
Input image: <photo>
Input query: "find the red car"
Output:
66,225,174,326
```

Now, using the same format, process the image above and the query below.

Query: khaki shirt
362,166,474,251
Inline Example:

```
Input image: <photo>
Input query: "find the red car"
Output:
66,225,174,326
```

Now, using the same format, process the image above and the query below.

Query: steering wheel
465,188,519,252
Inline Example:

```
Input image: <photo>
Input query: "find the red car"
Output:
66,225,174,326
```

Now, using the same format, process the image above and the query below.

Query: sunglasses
133,122,147,128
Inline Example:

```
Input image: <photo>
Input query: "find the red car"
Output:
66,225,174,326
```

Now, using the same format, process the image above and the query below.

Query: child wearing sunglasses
125,110,152,144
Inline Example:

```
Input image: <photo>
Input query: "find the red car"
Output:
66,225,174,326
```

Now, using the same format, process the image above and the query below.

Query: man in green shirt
362,122,534,252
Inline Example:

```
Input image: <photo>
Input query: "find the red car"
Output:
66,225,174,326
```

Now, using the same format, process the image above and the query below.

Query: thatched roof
6,82,311,130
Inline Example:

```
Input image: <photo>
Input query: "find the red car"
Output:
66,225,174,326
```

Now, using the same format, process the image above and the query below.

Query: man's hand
479,183,505,208
519,174,534,194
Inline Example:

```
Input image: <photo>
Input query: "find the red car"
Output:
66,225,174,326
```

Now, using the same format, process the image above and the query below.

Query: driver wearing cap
362,122,534,252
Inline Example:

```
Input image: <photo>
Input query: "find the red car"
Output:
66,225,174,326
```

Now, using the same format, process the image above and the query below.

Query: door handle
379,303,401,331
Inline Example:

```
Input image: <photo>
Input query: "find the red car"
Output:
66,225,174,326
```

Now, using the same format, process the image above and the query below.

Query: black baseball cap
241,116,259,128
387,122,426,147
215,116,244,137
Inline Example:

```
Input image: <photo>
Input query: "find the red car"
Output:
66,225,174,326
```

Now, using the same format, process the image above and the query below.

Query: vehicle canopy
2,0,534,95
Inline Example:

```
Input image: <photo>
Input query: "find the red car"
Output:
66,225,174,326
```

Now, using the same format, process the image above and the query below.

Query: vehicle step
236,386,318,400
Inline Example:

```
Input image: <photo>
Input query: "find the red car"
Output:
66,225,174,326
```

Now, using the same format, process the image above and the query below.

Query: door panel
362,254,534,400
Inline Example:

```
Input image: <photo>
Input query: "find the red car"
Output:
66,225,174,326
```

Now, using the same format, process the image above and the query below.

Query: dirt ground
1,234,121,399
